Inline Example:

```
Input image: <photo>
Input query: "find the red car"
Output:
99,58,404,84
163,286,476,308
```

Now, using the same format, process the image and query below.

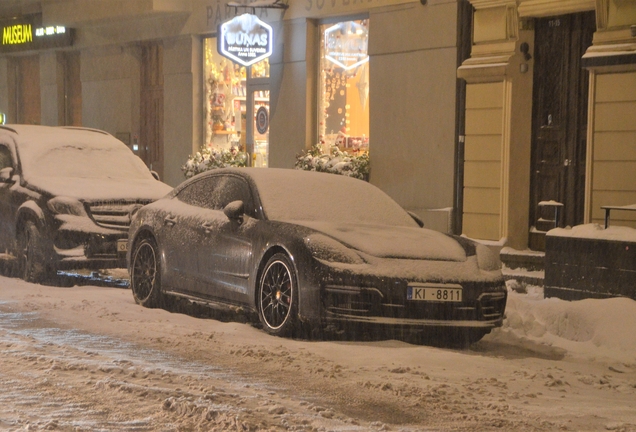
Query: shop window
319,19,369,154
203,38,270,167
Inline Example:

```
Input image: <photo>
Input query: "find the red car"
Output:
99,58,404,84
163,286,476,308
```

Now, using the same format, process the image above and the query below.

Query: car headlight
304,234,364,264
475,243,500,271
47,196,88,216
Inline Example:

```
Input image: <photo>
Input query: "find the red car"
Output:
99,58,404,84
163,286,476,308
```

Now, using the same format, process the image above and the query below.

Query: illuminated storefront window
203,38,270,166
319,19,369,154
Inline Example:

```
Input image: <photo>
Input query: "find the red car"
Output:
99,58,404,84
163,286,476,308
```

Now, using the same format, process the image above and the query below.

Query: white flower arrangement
181,146,248,179
295,144,370,180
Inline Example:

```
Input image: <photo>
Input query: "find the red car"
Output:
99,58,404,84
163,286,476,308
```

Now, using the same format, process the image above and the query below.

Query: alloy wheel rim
132,243,156,301
260,260,292,330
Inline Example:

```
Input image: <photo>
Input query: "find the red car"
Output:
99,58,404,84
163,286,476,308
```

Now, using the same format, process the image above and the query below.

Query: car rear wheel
17,221,53,283
258,253,298,337
131,237,163,308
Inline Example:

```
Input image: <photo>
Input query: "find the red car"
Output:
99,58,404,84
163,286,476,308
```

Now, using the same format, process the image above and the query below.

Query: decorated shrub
295,144,369,180
182,146,247,179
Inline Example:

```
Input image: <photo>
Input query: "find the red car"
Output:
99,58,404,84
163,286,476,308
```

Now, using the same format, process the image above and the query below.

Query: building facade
0,0,467,234
458,0,636,251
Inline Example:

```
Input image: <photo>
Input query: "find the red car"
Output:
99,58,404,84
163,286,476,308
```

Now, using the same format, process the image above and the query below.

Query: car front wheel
130,237,163,308
17,221,53,283
258,253,298,337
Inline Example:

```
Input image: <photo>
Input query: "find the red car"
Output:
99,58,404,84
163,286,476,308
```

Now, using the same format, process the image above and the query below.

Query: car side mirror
223,200,244,223
0,167,14,183
407,211,424,228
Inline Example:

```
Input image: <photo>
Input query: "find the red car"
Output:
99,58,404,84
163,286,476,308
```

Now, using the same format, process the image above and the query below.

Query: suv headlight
304,234,364,264
47,196,88,216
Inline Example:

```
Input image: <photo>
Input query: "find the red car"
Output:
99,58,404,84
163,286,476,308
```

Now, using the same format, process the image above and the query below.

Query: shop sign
218,14,272,67
0,15,73,53
324,21,369,70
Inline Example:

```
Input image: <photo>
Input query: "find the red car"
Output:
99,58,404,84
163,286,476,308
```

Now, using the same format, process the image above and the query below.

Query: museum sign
0,15,73,53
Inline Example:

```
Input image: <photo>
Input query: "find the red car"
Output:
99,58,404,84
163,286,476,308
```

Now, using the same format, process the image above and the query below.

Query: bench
601,204,636,228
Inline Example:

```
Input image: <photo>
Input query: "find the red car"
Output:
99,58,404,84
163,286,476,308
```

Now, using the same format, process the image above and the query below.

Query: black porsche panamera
128,168,507,344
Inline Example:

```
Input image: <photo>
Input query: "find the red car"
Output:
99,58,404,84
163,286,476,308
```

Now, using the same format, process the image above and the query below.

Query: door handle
201,222,214,234
164,215,176,226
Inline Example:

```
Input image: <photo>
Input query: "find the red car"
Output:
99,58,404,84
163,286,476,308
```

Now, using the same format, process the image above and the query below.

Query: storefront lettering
0,15,72,53
305,0,373,12
2,24,33,45
207,1,268,28
225,31,268,47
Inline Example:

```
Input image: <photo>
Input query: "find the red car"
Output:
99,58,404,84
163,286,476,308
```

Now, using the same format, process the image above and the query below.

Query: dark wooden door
140,43,164,179
61,51,82,126
529,12,595,250
10,55,41,125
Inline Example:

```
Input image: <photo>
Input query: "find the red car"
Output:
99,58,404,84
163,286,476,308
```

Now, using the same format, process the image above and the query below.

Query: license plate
407,284,463,302
116,239,128,253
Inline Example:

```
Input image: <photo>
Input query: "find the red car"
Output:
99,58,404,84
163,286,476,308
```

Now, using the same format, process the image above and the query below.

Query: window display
319,19,370,155
203,38,270,166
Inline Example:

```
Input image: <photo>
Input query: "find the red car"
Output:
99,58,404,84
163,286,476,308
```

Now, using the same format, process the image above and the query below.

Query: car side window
176,175,255,217
0,145,12,170
176,177,221,209
214,176,255,216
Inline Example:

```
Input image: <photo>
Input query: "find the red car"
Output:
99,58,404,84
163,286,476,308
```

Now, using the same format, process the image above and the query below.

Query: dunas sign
218,14,272,67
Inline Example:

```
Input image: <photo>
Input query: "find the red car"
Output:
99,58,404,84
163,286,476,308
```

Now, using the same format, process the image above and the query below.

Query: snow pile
548,223,636,242
486,289,636,364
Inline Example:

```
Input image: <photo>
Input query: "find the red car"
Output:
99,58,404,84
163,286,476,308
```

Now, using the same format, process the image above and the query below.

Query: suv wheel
17,221,53,283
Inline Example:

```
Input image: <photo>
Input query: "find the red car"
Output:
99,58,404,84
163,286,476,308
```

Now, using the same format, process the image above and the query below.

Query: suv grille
87,200,152,230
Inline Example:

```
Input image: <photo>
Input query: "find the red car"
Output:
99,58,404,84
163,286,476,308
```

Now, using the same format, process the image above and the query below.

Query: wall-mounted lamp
520,42,532,61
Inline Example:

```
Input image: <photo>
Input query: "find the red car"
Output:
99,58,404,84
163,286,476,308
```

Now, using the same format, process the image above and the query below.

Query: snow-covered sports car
128,168,507,344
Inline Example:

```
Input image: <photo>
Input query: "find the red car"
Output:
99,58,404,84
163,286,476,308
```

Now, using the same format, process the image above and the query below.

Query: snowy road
0,274,634,431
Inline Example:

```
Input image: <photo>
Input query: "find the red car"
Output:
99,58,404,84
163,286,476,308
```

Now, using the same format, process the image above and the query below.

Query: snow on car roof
237,168,418,226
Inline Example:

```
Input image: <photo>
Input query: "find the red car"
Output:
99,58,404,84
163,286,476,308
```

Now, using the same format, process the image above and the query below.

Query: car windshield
17,129,152,180
249,169,418,227
23,145,151,180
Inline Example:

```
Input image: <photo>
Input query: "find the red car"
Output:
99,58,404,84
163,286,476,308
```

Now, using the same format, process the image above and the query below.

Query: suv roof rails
59,126,110,136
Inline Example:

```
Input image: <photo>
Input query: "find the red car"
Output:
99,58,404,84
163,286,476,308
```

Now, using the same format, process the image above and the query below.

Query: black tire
257,253,298,337
16,221,53,283
130,237,163,308
437,328,490,349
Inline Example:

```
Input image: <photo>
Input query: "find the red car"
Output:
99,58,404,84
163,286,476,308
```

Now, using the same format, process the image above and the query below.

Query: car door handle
164,215,177,226
201,222,214,234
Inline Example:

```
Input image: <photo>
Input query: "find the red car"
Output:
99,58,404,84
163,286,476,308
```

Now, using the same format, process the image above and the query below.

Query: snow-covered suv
0,125,172,283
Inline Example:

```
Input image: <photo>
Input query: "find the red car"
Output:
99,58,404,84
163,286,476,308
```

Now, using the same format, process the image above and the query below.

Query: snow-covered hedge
181,146,247,179
295,144,370,180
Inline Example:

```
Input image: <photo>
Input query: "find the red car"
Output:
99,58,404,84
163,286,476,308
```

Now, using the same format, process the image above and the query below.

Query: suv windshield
24,145,152,180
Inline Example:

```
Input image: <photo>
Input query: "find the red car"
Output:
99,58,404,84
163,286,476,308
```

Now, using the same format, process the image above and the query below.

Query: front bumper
52,227,127,270
323,285,506,328
316,260,507,330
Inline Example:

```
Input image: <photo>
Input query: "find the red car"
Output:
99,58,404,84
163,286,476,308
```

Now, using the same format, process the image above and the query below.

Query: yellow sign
2,24,33,45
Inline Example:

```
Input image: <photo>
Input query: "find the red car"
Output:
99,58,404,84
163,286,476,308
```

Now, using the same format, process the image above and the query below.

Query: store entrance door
528,12,595,250
246,85,270,167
